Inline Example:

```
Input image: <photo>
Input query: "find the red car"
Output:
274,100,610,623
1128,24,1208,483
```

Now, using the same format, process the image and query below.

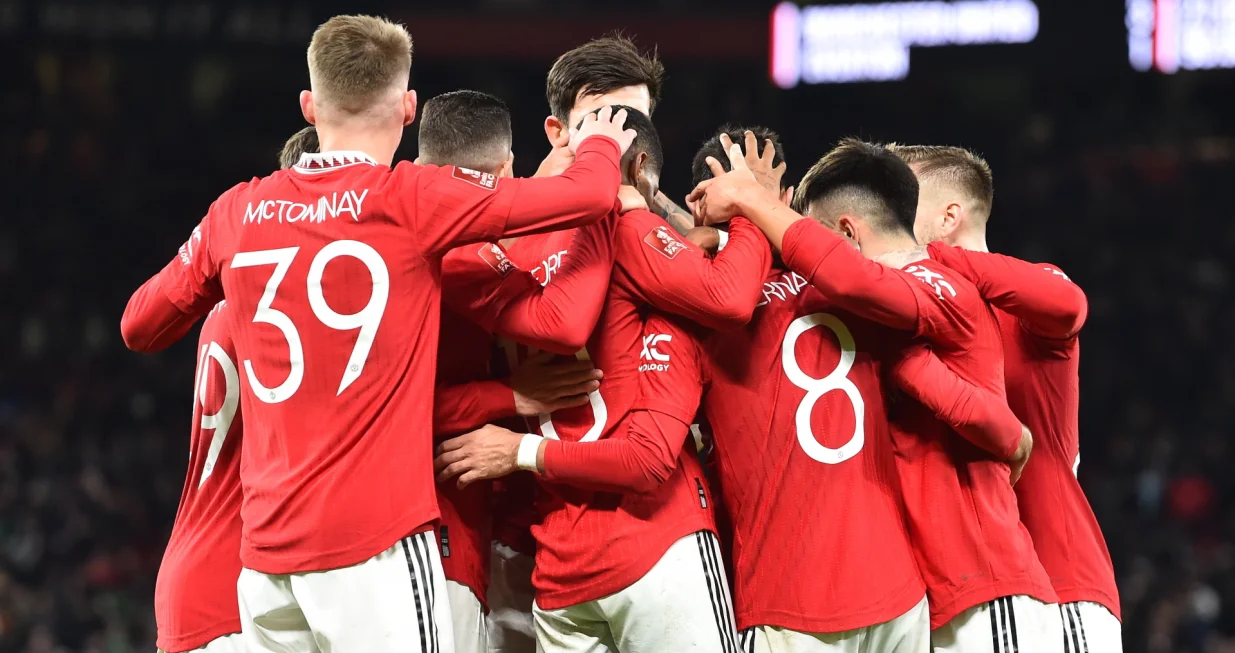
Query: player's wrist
516,434,546,474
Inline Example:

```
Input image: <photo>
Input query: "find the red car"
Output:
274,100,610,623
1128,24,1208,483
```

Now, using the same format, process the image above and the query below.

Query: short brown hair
279,127,320,169
308,15,412,114
546,35,664,122
889,144,994,221
418,91,511,172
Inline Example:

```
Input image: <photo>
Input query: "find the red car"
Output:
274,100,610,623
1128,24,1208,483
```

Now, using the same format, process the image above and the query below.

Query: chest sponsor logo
643,226,688,259
639,333,672,372
453,166,498,191
477,243,515,277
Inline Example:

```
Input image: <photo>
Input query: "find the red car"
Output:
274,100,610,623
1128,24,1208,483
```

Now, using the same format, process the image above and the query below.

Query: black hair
418,90,512,171
576,104,662,178
691,125,788,189
546,35,664,122
793,138,919,237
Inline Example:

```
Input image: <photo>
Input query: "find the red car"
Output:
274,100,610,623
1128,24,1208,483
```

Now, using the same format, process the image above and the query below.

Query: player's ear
939,202,963,239
781,185,795,206
544,115,566,144
499,154,515,178
300,91,316,125
626,151,648,187
413,157,421,165
402,90,418,127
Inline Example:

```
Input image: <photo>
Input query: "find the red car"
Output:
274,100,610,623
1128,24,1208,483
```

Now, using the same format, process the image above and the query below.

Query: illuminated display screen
1127,0,1235,73
769,0,1040,87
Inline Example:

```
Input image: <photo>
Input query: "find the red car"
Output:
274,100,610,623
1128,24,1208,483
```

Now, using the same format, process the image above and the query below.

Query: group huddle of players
119,12,1122,653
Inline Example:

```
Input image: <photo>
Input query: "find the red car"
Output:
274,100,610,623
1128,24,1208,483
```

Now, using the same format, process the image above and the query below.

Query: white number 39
231,241,389,403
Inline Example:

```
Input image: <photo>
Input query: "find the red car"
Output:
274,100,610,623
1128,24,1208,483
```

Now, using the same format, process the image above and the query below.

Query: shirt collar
293,150,379,173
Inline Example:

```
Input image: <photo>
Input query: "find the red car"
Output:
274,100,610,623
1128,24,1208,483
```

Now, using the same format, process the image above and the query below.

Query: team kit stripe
987,598,1022,653
696,532,739,653
412,532,441,653
702,532,741,645
401,537,430,653
1061,603,1089,653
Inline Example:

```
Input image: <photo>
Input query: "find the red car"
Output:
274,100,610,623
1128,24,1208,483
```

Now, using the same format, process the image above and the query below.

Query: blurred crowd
2,34,1235,653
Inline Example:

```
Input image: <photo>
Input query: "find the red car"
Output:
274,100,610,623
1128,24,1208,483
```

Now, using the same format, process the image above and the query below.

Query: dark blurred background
2,0,1233,651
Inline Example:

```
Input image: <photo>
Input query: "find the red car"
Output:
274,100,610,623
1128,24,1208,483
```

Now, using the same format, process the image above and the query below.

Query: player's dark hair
547,35,664,122
279,126,320,169
691,125,788,189
792,138,919,237
418,90,512,172
576,105,662,179
888,143,994,222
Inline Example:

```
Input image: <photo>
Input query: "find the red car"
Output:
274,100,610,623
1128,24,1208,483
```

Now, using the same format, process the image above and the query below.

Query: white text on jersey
756,271,810,307
639,334,672,372
243,190,370,225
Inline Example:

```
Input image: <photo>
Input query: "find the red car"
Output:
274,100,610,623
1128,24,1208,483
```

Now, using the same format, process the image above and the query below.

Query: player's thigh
932,596,1062,653
237,567,318,653
601,530,740,653
740,626,858,653
1060,602,1122,653
487,543,537,653
448,580,488,653
863,595,930,653
533,599,615,653
291,531,455,653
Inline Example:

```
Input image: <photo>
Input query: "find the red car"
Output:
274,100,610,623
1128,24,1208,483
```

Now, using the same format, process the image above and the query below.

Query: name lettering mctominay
243,190,370,225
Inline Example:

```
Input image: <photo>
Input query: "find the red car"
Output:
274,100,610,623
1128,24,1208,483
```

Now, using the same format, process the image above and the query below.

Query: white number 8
782,313,865,465
501,342,607,442
231,241,389,403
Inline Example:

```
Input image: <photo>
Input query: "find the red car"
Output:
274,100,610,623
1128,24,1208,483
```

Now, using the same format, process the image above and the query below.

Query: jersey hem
532,520,715,611
240,517,436,575
735,575,926,634
928,579,1058,630
156,622,243,653
1054,585,1122,622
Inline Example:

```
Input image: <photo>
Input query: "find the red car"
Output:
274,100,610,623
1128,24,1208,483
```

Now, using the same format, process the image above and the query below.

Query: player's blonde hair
307,15,412,115
887,144,994,222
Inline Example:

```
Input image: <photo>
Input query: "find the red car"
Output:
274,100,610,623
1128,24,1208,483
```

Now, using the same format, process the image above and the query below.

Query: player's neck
316,126,400,167
950,231,990,253
864,233,927,269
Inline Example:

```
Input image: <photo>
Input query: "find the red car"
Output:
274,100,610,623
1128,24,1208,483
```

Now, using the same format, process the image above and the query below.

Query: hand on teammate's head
718,131,788,196
687,149,767,226
569,106,638,156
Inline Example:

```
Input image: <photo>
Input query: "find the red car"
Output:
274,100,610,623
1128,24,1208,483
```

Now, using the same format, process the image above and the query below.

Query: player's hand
687,145,767,226
569,106,638,156
618,185,648,213
1009,425,1033,485
719,131,787,195
510,352,602,416
685,227,721,255
534,128,574,178
435,424,526,489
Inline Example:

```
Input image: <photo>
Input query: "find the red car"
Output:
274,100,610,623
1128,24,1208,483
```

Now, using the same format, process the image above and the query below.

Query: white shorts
449,580,488,653
533,530,739,653
238,531,455,653
738,595,929,653
162,632,246,653
932,596,1063,653
487,542,537,653
1059,602,1122,653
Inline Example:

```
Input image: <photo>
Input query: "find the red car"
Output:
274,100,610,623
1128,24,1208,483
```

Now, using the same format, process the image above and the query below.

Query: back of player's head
793,138,919,237
691,125,788,188
547,35,664,124
888,144,994,223
307,15,412,116
279,127,320,169
576,105,662,181
418,90,512,173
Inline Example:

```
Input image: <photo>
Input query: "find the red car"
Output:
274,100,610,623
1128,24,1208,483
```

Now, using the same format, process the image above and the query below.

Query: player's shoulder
393,160,502,193
902,256,982,305
616,210,698,262
1037,262,1075,282
199,300,235,349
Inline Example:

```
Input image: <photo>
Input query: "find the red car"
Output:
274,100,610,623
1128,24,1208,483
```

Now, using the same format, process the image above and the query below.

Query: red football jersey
929,244,1120,619
636,269,925,634
781,219,1055,628
122,137,622,574
501,211,771,609
154,301,243,652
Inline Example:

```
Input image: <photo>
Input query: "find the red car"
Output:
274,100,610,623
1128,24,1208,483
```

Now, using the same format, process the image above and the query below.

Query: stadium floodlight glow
769,0,1040,87
1128,0,1235,74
